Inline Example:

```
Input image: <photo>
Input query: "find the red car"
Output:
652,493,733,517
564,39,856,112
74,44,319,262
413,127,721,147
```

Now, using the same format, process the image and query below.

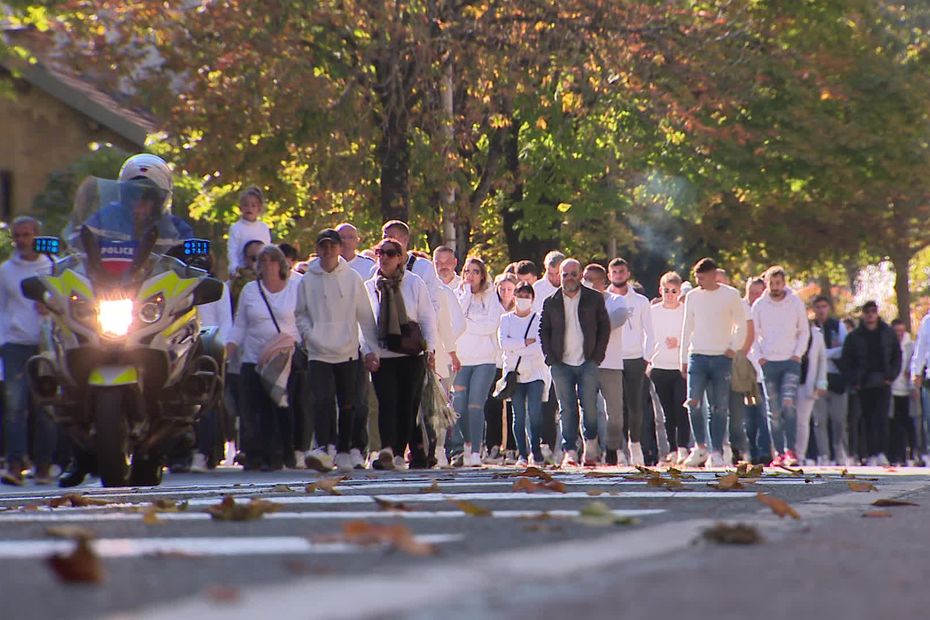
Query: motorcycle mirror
20,276,45,302
191,277,224,306
33,237,61,256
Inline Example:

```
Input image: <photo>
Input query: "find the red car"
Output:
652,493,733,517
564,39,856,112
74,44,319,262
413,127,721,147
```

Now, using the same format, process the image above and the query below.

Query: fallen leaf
341,521,437,556
419,480,443,494
142,509,161,525
862,510,892,518
576,501,637,526
523,522,564,533
515,466,554,482
756,492,801,519
634,465,661,477
513,478,543,493
452,500,492,517
777,465,804,475
45,526,95,539
586,489,604,496
647,476,685,490
206,496,279,521
283,559,313,575
46,536,104,583
305,477,346,495
708,472,745,491
206,585,240,603
21,504,40,512
847,481,878,493
48,494,112,508
543,480,567,493
268,484,293,493
872,499,918,507
667,468,696,480
374,497,411,512
585,471,622,478
701,523,762,545
151,499,188,512
840,468,854,478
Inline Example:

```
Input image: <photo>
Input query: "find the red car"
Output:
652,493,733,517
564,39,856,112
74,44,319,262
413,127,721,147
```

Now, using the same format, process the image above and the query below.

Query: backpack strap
406,253,417,272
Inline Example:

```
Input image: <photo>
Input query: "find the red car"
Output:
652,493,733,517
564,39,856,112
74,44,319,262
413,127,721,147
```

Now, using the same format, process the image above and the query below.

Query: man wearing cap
296,229,380,473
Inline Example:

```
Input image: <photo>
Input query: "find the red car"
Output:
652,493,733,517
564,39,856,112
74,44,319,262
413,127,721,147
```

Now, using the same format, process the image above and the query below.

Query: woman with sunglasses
364,238,438,470
452,257,505,466
648,271,690,465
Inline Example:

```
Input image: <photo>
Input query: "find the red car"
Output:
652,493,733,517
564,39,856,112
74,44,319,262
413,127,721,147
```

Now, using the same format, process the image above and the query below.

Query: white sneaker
469,452,483,468
876,453,890,467
722,444,733,466
435,450,450,468
292,450,306,470
190,453,208,473
682,446,709,467
708,451,726,467
349,448,366,470
561,450,579,467
223,441,237,466
629,442,645,467
866,456,878,467
541,444,555,466
616,449,629,466
393,455,408,470
483,446,503,465
304,449,335,472
583,439,600,465
676,447,690,465
334,452,353,473
846,456,859,467
515,456,528,468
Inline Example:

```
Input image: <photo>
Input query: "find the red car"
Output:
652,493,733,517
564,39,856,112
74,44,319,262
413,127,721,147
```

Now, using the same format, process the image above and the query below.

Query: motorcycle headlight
69,294,95,324
139,295,165,324
98,299,134,338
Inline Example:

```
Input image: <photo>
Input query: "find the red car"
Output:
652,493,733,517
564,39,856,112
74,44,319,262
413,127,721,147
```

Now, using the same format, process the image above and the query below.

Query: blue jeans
3,343,56,466
550,360,600,452
452,364,497,453
921,385,930,454
686,354,732,452
762,359,801,455
738,384,772,461
511,380,545,459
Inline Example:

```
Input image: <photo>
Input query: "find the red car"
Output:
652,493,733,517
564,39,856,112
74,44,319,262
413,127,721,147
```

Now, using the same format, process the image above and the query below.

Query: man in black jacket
539,259,611,466
842,300,901,466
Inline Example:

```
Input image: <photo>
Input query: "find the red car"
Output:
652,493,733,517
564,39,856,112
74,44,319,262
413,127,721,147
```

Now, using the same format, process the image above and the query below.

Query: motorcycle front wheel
94,388,130,487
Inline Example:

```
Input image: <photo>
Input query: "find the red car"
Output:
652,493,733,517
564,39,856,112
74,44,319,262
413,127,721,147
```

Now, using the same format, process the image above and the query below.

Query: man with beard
432,246,461,291
608,258,655,466
533,251,565,461
539,259,611,466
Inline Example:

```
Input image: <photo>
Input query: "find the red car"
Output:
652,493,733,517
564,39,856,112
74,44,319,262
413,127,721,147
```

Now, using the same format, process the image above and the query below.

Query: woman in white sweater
795,324,827,463
364,238,438,471
453,257,504,466
499,282,547,466
228,245,301,471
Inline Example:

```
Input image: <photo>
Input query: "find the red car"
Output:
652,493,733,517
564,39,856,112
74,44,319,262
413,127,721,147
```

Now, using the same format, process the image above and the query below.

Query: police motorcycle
20,162,225,487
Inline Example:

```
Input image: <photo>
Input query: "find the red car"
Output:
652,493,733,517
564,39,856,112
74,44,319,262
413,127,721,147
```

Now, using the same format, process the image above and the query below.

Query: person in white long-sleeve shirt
795,322,828,463
364,238,438,471
227,245,301,470
649,272,690,465
811,295,850,465
751,266,810,466
499,282,548,466
226,186,272,277
607,258,655,466
431,282,467,467
532,251,565,461
679,258,746,468
450,257,504,466
336,223,377,282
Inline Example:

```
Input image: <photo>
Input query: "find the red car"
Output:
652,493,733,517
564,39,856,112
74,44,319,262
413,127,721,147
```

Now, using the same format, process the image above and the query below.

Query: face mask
515,298,533,312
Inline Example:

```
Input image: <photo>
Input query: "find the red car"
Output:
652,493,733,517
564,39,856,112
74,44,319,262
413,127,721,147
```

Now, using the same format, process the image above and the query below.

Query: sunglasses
376,248,401,258
663,287,680,294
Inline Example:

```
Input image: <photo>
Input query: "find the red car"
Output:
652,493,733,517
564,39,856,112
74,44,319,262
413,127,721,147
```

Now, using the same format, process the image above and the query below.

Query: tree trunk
817,274,833,303
890,251,913,331
377,108,410,223
439,59,456,252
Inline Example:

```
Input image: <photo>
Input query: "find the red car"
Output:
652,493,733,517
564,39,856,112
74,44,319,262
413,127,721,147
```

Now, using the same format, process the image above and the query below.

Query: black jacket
539,287,611,366
841,319,901,389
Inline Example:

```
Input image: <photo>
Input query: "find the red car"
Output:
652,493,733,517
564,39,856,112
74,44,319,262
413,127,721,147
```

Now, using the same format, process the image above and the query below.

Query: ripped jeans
762,359,801,455
452,364,497,455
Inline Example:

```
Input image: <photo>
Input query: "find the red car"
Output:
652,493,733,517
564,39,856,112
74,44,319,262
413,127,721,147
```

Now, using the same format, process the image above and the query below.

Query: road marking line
0,534,463,559
0,507,665,523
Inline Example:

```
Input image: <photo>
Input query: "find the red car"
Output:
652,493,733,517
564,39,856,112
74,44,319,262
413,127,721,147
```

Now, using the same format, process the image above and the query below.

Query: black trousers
541,384,559,449
239,363,293,467
352,355,372,452
371,355,427,457
308,359,357,454
483,368,515,451
858,386,890,458
622,357,647,443
890,395,916,464
289,364,312,452
651,368,689,451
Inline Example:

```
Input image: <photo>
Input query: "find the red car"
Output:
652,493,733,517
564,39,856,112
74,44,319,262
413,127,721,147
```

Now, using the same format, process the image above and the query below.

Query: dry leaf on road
577,501,637,526
206,496,279,521
872,499,918,507
708,472,745,491
373,497,411,512
268,484,293,493
847,481,878,493
515,466,554,482
701,523,762,545
756,492,801,519
305,477,346,495
48,494,112,508
341,521,437,556
667,468,696,480
419,480,443,494
452,500,492,517
46,536,104,584
861,510,892,518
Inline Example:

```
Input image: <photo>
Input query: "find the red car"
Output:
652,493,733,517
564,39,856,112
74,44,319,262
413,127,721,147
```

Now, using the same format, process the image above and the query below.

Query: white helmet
118,153,173,193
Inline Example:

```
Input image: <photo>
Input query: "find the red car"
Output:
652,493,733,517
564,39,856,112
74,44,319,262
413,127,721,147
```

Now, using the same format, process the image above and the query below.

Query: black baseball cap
316,229,343,245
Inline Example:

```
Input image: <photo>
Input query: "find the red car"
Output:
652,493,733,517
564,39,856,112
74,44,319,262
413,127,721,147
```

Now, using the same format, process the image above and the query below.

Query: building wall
0,77,140,221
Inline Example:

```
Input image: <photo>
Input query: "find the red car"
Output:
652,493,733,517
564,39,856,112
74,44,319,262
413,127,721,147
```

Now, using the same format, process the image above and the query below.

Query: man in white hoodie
751,265,810,466
296,229,380,473
0,217,55,485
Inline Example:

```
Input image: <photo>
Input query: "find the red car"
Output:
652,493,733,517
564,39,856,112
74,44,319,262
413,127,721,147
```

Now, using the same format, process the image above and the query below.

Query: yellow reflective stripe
45,270,93,300
163,309,197,338
88,366,138,386
139,271,198,301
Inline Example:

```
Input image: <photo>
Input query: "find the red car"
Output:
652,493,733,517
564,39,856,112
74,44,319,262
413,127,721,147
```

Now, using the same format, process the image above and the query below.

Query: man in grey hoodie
0,217,55,485
296,229,379,473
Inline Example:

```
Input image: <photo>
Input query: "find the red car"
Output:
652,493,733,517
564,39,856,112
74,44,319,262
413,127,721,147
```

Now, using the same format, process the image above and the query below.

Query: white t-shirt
649,303,684,371
562,291,584,366
227,218,272,276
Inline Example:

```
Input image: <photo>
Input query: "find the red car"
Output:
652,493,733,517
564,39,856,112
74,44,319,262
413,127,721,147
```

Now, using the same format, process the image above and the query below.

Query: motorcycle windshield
66,177,182,255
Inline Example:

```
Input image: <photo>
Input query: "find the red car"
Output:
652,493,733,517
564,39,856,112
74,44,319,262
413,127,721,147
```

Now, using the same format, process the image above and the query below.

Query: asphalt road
0,464,927,619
